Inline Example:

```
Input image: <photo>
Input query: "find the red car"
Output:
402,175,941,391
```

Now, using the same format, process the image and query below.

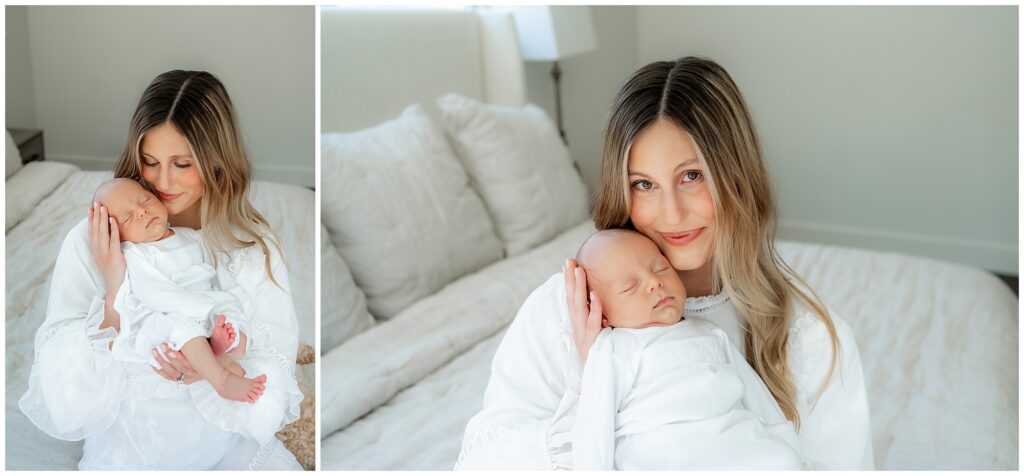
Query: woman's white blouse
455,272,874,470
17,219,302,470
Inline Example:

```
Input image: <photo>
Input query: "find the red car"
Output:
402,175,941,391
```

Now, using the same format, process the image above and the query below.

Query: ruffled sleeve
455,273,581,470
788,307,874,469
17,219,128,440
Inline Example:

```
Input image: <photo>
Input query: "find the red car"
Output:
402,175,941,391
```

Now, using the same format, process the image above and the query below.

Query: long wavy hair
114,70,283,285
592,56,839,429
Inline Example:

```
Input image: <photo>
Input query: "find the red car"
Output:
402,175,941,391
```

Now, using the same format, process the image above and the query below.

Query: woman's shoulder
787,298,858,388
63,217,90,245
511,272,573,336
56,218,92,260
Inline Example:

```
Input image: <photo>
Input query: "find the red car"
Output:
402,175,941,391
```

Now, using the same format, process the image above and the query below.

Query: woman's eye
631,179,655,192
143,161,158,168
174,162,192,169
682,170,704,183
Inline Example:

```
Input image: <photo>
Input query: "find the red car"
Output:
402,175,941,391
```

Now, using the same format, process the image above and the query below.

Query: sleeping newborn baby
94,178,266,404
571,229,804,470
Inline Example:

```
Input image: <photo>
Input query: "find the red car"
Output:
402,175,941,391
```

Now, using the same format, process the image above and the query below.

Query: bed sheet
322,225,1018,470
6,170,316,469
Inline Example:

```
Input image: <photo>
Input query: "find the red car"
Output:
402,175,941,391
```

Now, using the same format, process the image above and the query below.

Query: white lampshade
510,6,597,62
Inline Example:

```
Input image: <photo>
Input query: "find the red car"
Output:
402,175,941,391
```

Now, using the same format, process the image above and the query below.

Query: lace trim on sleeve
247,440,275,470
79,294,117,356
455,424,516,469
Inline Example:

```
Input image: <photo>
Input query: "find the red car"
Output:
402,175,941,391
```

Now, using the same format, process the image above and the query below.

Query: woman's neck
168,202,201,229
678,260,718,298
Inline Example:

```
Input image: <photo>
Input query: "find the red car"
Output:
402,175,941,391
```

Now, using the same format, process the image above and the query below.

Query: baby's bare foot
209,315,236,356
214,372,267,403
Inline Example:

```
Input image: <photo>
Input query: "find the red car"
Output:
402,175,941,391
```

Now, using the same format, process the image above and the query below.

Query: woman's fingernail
109,218,114,224
589,292,595,302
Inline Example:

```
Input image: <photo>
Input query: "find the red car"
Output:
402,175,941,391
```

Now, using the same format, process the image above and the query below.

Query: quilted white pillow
321,104,503,319
437,93,589,257
320,225,375,353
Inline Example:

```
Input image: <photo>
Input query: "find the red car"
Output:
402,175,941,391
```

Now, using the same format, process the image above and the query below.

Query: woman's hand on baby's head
88,203,126,299
565,258,605,365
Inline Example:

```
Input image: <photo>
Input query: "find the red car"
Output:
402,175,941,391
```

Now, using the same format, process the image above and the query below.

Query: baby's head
92,178,172,244
576,229,687,329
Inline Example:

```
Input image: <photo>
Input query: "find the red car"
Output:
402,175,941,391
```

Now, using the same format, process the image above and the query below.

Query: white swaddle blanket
111,227,296,445
573,317,805,470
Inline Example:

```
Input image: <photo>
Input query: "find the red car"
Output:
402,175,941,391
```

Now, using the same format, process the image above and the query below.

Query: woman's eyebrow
627,158,699,177
140,152,192,159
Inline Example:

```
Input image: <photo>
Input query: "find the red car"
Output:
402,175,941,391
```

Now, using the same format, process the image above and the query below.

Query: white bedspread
322,221,1018,470
5,168,316,470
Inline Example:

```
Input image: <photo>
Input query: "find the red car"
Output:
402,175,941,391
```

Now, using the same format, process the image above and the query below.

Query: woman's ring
176,373,185,384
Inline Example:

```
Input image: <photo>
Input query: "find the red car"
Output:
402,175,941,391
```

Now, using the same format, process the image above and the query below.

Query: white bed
4,160,317,470
319,8,1018,470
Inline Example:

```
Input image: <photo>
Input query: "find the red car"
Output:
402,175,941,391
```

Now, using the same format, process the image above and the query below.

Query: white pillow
437,93,589,257
5,161,78,232
6,131,23,179
321,104,503,319
320,225,375,352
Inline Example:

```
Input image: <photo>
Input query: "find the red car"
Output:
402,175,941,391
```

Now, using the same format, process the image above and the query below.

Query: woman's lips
158,191,180,202
661,228,704,246
654,296,675,309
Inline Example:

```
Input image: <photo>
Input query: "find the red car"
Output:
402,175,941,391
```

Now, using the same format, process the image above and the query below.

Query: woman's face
139,122,204,216
627,118,716,272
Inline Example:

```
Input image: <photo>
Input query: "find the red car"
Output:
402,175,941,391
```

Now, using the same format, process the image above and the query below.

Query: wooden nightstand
7,128,45,164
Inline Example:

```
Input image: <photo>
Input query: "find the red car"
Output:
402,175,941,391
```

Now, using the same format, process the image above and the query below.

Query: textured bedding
322,221,1018,470
5,167,316,470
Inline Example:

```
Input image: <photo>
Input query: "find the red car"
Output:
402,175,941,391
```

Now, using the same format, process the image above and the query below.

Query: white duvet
322,221,1018,470
5,163,316,470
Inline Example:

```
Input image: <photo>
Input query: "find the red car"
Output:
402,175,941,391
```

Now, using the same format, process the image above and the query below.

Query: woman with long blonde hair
19,70,303,470
458,57,872,470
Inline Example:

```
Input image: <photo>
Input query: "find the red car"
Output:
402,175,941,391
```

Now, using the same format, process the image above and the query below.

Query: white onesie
111,227,294,445
572,317,804,470
112,227,247,365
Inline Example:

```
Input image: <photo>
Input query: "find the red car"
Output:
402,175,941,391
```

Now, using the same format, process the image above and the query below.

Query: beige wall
15,6,314,187
6,6,37,128
530,6,1017,274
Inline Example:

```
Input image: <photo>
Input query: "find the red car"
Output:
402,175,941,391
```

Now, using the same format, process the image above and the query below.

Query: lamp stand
551,60,567,145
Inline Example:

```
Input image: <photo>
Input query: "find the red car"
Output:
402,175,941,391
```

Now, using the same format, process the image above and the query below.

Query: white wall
17,6,314,187
6,6,37,128
635,6,1017,274
531,6,1016,274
